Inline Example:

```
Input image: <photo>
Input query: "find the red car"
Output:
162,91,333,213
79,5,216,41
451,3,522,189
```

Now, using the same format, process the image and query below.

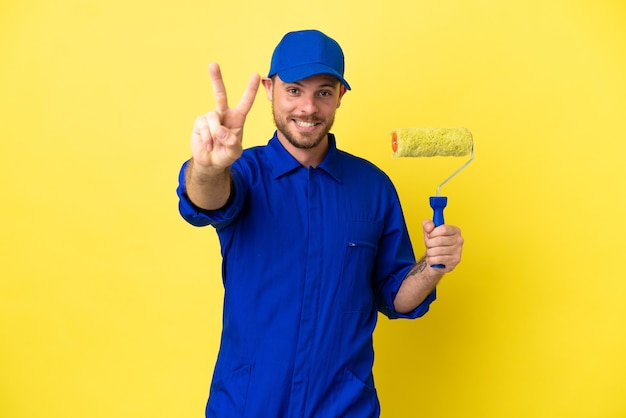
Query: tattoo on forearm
407,256,428,278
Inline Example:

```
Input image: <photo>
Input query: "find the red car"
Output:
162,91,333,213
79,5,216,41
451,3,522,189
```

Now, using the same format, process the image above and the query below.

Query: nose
299,93,318,115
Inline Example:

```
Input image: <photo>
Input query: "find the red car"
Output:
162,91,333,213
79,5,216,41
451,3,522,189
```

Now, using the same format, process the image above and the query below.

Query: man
177,29,464,418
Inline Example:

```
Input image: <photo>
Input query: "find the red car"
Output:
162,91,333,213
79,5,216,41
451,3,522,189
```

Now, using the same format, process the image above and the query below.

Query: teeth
295,120,316,128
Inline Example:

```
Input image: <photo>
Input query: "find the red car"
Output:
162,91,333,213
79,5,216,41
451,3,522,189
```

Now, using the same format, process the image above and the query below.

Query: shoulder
336,148,393,183
232,145,268,173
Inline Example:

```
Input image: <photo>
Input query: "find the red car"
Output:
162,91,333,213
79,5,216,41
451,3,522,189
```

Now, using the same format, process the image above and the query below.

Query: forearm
184,158,232,210
393,256,444,314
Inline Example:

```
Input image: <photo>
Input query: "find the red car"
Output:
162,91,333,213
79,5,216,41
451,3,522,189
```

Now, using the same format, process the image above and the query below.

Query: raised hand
191,63,261,172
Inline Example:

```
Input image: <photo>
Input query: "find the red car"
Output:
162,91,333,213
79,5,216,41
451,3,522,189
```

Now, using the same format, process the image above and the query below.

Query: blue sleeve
176,160,247,229
373,182,437,320
377,271,437,320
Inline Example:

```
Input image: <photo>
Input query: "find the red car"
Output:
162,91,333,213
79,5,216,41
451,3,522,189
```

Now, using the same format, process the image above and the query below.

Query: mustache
293,117,322,123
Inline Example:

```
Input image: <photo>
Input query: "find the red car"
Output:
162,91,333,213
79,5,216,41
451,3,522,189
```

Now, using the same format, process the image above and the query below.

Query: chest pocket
339,220,382,313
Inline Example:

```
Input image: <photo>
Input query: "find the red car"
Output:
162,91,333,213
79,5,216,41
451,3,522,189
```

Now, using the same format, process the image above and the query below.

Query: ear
336,85,348,108
261,77,273,101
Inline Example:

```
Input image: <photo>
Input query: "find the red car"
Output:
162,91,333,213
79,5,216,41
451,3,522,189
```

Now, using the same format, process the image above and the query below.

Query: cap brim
276,63,351,90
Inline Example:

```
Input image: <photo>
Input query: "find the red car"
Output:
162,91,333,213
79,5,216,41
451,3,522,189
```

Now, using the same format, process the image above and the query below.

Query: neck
276,132,329,168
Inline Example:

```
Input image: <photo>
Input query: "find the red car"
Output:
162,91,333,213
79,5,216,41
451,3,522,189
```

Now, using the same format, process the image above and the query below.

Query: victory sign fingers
191,63,261,170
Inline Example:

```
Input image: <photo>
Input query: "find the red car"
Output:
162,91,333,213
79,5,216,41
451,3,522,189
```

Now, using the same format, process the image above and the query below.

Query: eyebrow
290,78,340,89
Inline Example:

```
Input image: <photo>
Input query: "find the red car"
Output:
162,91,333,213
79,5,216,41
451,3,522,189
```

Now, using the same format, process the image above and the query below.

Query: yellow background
2,0,625,417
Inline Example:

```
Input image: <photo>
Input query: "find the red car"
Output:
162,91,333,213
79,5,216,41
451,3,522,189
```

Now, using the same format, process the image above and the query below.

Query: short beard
273,109,335,150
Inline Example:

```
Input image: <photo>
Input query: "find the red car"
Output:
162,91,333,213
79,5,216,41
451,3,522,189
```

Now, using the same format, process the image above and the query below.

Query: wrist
414,256,444,284
189,158,230,179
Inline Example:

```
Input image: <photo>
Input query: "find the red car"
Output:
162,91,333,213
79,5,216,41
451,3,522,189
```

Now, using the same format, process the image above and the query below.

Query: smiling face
263,74,347,157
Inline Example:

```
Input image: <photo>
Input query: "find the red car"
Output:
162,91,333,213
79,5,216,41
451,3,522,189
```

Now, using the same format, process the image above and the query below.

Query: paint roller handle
429,196,448,269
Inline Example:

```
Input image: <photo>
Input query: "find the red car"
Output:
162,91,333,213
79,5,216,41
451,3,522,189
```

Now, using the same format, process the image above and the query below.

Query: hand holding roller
391,127,474,268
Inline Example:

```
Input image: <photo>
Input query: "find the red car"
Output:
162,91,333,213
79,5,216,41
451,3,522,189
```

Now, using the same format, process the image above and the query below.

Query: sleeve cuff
377,266,438,319
176,160,245,229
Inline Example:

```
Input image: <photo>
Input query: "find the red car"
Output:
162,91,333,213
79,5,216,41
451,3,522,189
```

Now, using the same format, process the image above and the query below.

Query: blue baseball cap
268,30,351,90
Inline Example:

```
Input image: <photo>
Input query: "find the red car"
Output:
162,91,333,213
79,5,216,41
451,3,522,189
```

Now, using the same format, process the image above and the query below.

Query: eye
287,88,299,95
318,90,332,97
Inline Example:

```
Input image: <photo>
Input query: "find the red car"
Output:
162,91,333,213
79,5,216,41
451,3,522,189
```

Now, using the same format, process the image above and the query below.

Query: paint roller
391,127,474,268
